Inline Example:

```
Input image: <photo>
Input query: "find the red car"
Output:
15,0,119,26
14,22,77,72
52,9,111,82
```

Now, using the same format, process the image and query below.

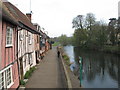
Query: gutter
18,21,40,34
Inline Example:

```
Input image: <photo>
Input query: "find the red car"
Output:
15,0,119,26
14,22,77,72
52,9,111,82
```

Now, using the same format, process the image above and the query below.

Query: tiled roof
3,2,36,31
0,1,18,25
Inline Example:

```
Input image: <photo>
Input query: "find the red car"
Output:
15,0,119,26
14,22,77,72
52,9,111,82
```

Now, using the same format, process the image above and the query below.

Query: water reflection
64,46,120,88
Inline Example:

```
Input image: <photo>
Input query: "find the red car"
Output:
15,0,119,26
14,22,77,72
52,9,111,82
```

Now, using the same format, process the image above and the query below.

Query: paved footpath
25,47,67,88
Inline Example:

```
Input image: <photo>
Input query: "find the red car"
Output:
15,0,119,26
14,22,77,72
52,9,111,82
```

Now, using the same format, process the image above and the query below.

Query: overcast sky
7,0,120,37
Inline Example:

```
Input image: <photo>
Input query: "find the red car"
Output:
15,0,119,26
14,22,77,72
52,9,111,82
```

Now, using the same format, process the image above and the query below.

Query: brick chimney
26,13,31,21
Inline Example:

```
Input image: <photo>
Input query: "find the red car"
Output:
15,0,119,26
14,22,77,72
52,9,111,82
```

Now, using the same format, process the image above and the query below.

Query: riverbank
74,45,120,55
63,45,120,88
59,46,82,88
100,45,120,55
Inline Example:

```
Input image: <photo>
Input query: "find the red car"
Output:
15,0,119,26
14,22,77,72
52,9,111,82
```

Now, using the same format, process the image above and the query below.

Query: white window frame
28,53,32,65
24,55,27,68
0,65,14,89
0,72,4,89
6,27,13,47
42,38,45,44
19,32,23,41
28,34,32,45
26,31,28,37
6,67,13,88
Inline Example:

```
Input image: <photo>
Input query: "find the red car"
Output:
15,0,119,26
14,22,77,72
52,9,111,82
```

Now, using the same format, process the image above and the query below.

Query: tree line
54,13,120,52
72,13,108,49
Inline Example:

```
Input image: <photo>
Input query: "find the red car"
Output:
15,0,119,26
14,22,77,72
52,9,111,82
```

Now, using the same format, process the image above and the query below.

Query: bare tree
85,13,96,31
72,15,84,29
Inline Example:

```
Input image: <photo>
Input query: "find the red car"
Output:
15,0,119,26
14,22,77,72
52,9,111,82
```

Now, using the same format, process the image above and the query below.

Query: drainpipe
16,26,22,84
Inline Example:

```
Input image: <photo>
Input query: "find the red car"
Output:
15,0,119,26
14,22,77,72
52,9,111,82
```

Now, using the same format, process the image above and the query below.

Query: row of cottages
0,1,50,89
33,23,50,60
33,23,50,59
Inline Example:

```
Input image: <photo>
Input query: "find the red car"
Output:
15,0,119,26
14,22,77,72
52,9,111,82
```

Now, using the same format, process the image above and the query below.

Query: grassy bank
52,42,60,46
58,46,70,66
74,44,120,55
62,53,70,66
101,45,120,55
58,46,81,88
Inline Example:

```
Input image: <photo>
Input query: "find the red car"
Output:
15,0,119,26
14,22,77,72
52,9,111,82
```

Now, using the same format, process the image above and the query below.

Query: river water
64,45,120,88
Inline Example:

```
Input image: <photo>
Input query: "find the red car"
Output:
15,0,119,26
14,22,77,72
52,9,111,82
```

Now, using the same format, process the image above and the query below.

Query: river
64,45,120,88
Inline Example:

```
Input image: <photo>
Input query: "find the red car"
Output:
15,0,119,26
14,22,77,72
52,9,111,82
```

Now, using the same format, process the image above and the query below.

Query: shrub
24,66,36,79
30,66,36,73
24,71,31,79
62,54,70,65
20,80,26,85
63,55,69,60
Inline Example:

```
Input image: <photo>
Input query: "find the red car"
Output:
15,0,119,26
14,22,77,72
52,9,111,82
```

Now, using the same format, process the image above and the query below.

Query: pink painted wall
1,21,17,68
10,62,19,88
45,41,50,51
0,20,2,69
0,21,19,88
34,34,40,51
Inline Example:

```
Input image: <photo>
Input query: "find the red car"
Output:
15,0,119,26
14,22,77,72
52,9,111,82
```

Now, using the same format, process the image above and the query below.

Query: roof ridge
3,1,37,31
1,1,18,24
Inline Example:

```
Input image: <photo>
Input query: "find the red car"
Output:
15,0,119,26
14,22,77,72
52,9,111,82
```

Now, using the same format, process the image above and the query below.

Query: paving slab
25,47,67,88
